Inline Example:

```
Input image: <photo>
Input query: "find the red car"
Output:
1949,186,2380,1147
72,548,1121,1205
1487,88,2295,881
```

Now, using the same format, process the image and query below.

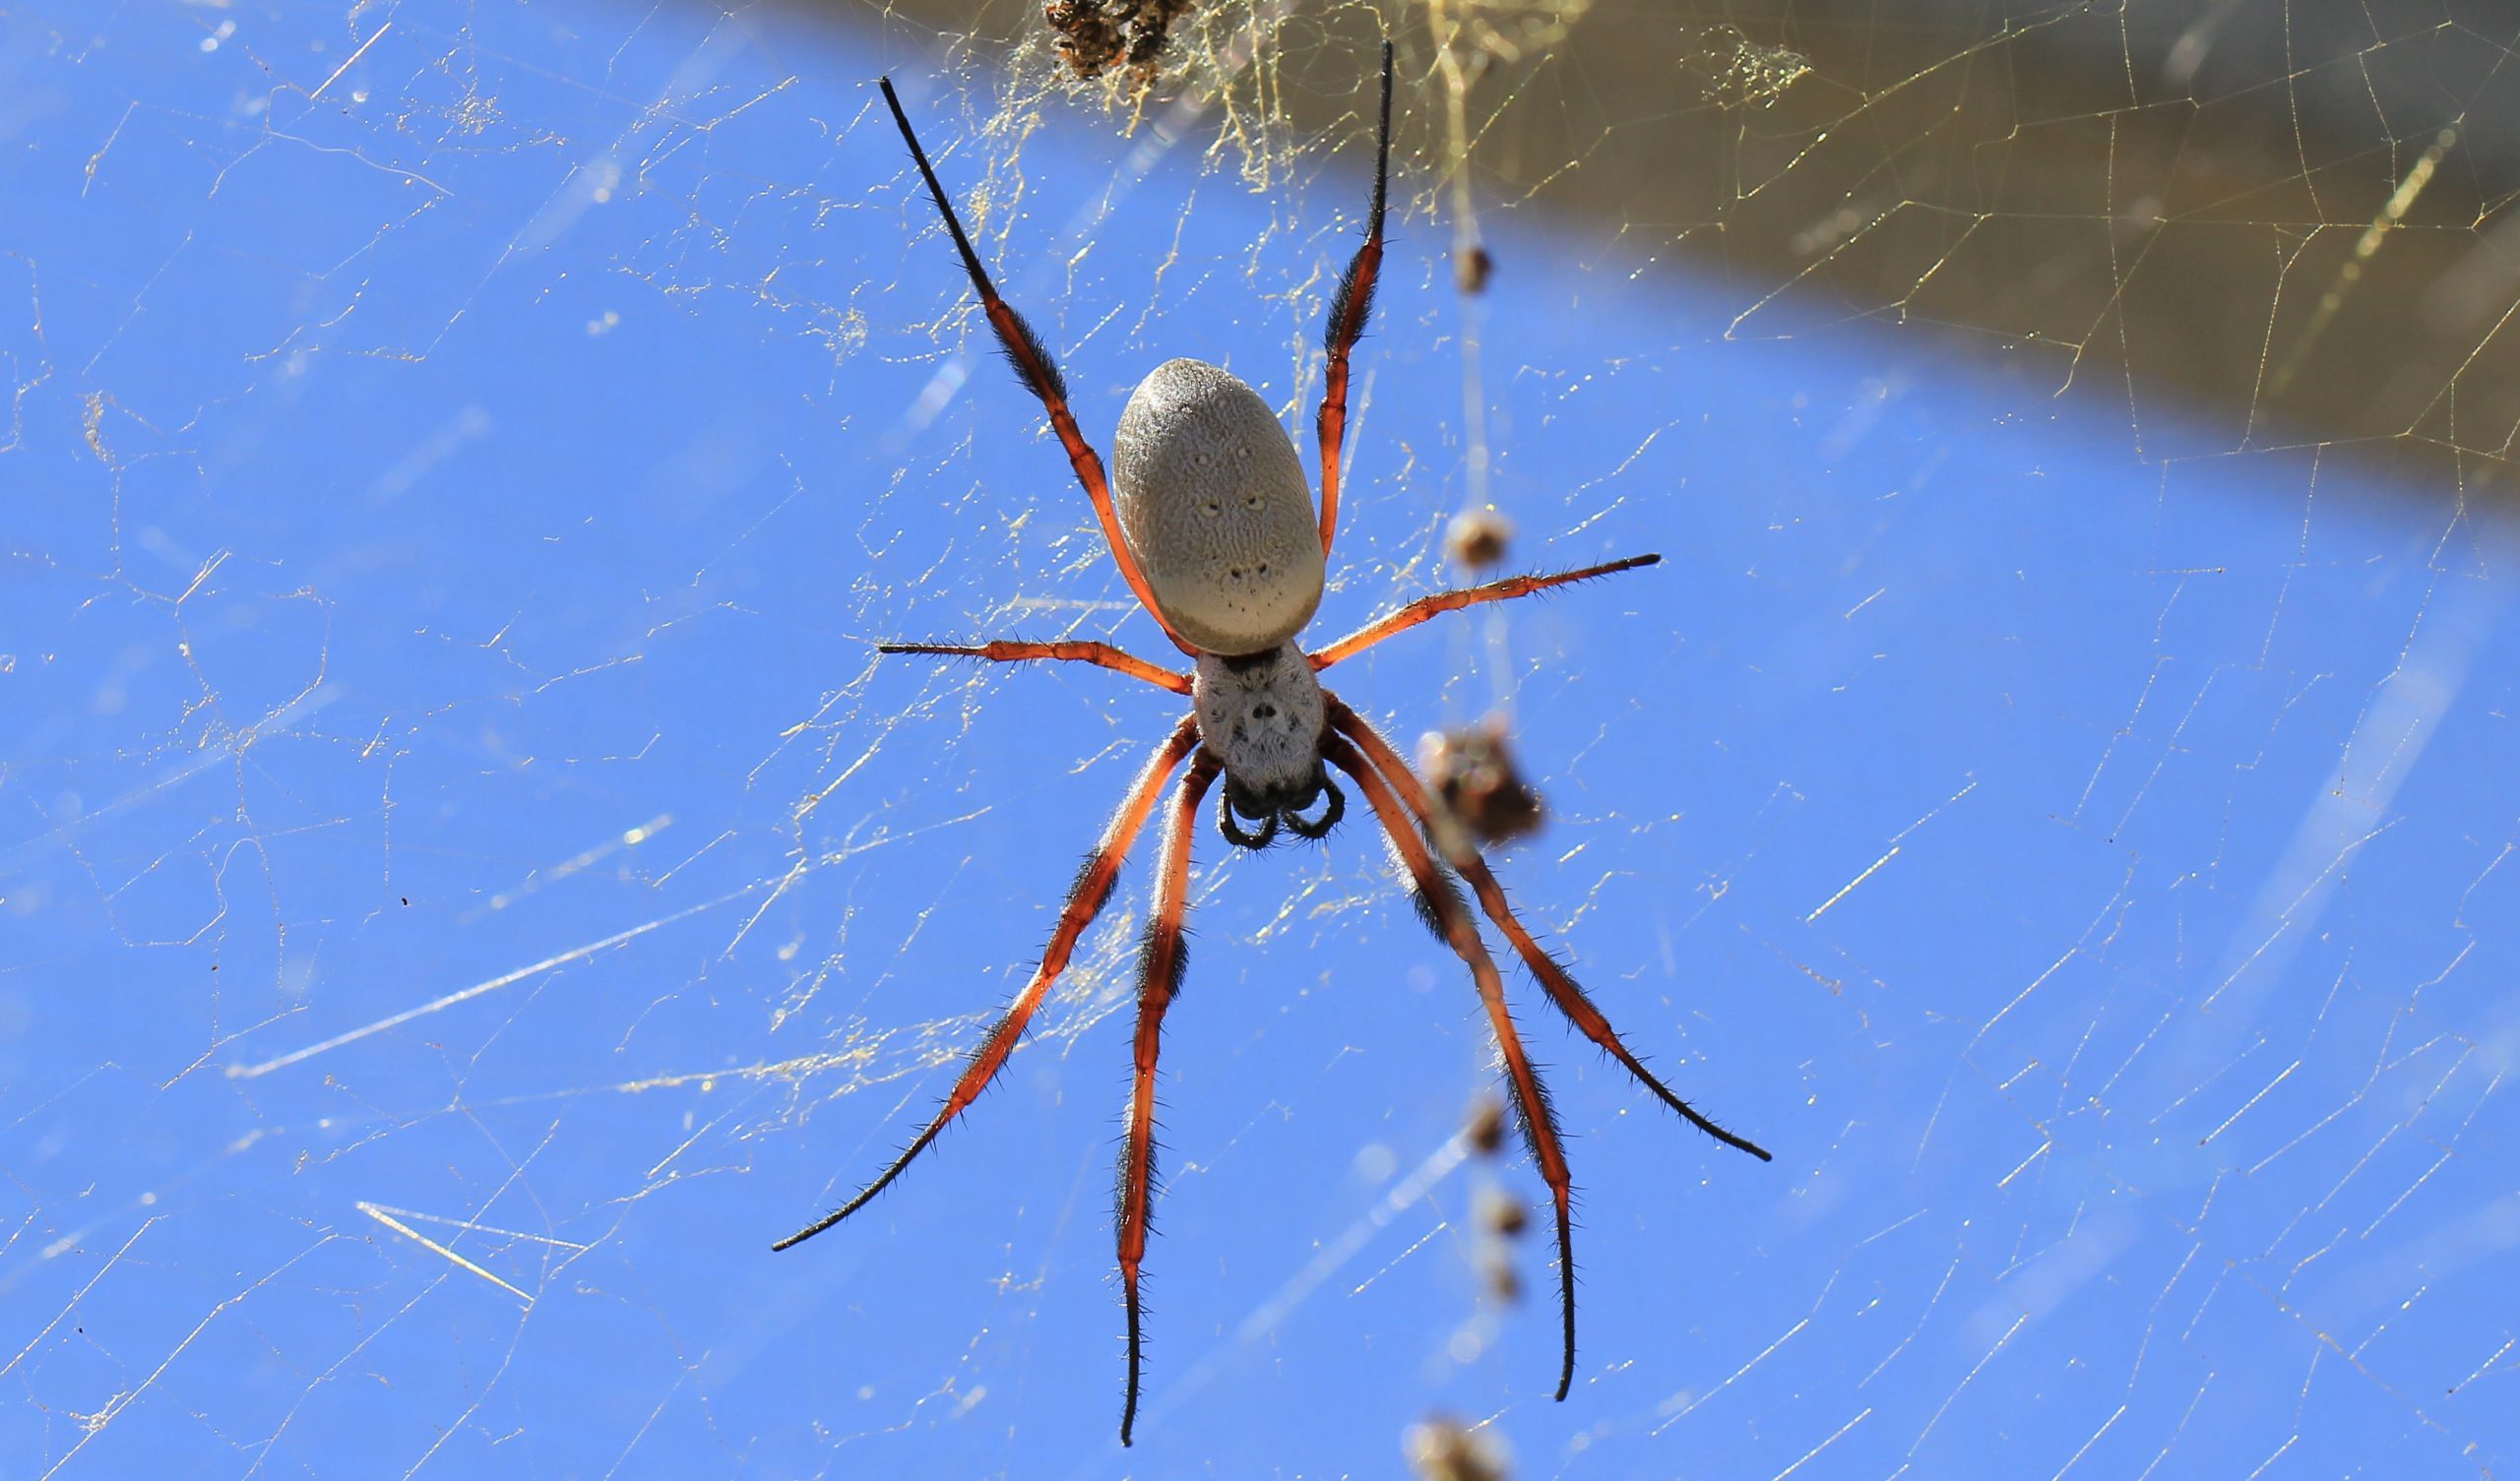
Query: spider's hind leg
1312,39,1394,556
876,77,1191,654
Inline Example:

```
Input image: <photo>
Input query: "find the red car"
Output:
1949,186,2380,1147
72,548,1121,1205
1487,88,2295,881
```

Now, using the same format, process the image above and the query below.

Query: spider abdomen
1112,358,1325,656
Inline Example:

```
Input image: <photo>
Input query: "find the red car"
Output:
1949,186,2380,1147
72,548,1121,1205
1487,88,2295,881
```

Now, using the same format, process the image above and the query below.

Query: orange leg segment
772,716,1200,1254
881,640,1191,694
877,79,1192,655
1314,40,1393,557
1310,554,1663,670
1328,698,1771,1162
1117,750,1222,1446
1323,730,1582,1402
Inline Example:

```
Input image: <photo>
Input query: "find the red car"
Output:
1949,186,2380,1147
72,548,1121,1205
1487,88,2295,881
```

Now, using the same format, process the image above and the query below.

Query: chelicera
778,44,1771,1445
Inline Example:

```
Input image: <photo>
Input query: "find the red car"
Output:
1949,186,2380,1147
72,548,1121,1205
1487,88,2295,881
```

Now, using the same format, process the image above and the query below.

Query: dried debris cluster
1406,1414,1509,1481
1045,0,1198,82
1418,718,1546,848
1463,1094,1534,1304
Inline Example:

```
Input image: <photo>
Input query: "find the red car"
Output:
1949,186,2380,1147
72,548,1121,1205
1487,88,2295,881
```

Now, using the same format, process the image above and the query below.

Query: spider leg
1328,698,1772,1162
877,79,1193,655
1322,731,1581,1402
772,716,1200,1254
1313,39,1393,558
1117,750,1222,1447
881,640,1191,694
1309,554,1663,670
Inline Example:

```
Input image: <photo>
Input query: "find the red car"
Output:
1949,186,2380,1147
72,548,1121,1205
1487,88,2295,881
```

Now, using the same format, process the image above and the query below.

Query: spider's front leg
1321,731,1583,1402
1117,750,1221,1446
772,716,1198,1253
1327,699,1771,1162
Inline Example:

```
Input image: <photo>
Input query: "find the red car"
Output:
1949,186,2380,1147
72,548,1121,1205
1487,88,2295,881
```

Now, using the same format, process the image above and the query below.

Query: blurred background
3,2,2515,1478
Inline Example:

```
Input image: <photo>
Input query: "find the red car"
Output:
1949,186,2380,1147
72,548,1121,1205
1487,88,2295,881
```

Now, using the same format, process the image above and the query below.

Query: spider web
3,1,2516,1476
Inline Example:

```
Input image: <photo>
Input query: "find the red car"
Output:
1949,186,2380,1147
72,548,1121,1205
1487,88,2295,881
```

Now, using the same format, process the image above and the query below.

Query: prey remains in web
780,43,1771,1446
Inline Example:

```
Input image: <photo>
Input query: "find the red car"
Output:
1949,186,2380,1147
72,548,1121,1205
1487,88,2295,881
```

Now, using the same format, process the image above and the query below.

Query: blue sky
4,4,2516,1477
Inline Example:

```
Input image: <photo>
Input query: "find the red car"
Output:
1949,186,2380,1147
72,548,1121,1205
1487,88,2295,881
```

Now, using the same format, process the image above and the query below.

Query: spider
778,44,1772,1445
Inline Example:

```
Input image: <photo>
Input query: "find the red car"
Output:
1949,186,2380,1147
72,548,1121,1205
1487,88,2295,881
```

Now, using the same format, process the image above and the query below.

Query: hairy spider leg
1116,750,1221,1446
1314,39,1393,558
772,717,1200,1254
880,641,1191,694
877,78,1194,655
1322,731,1582,1402
1309,553,1664,669
1328,699,1773,1161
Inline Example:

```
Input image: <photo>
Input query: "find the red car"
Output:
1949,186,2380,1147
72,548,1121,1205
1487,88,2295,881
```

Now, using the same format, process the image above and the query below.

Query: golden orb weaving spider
778,43,1772,1446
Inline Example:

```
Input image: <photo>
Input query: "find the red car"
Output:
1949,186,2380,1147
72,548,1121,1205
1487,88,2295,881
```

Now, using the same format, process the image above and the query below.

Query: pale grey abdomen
1112,358,1325,655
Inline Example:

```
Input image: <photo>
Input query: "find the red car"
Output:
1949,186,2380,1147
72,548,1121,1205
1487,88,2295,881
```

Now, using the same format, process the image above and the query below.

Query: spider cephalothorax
1194,645,1340,847
780,45,1771,1447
